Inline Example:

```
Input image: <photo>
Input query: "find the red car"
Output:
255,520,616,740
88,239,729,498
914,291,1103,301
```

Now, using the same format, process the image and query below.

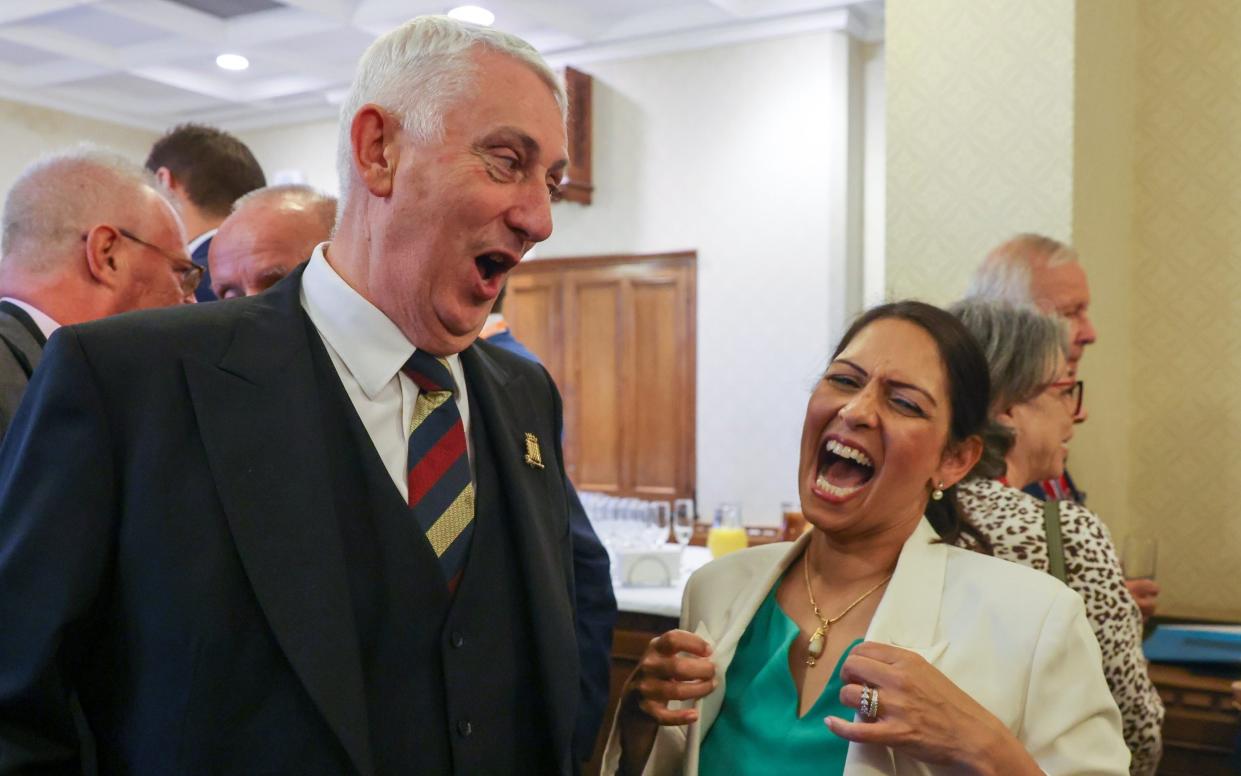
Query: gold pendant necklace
802,544,893,667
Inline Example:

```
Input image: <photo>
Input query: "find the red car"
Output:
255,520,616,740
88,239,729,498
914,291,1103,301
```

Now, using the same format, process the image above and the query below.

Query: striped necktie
403,350,475,588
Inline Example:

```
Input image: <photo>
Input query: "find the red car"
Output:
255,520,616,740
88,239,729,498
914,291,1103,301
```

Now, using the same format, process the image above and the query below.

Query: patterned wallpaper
885,0,1076,304
887,0,1240,618
1131,0,1241,618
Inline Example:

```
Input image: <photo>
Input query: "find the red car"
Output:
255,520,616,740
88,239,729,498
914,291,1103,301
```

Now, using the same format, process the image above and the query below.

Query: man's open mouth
475,252,513,281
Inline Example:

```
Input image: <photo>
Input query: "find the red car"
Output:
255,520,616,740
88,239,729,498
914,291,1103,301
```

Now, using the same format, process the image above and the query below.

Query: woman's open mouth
814,437,875,502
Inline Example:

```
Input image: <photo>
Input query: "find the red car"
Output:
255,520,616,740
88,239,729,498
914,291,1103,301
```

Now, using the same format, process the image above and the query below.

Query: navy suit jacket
483,323,618,763
0,269,583,775
191,235,217,302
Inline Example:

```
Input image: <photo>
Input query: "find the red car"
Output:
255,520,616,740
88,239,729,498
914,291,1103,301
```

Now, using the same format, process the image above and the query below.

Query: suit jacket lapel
461,344,578,766
183,270,374,776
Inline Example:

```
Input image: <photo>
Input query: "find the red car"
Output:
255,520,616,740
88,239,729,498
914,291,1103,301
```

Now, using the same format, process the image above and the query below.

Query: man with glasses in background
0,146,195,440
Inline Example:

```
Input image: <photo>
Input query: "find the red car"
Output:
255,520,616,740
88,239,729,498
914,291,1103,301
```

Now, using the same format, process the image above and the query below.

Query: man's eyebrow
483,126,568,176
830,357,938,407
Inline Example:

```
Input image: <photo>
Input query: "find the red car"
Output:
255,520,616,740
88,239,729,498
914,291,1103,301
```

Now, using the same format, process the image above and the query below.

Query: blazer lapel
460,345,578,766
183,271,374,776
688,532,813,766
841,518,949,775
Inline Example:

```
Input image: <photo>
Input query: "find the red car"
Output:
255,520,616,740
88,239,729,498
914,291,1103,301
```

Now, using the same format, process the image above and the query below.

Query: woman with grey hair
949,299,1163,776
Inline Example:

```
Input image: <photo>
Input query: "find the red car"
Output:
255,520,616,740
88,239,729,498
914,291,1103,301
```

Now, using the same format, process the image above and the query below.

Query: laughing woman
603,301,1128,776
949,299,1163,776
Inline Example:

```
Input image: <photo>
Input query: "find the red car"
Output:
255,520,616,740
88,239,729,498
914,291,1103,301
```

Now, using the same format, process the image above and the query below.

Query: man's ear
83,224,122,289
350,104,398,198
937,435,983,490
154,166,175,191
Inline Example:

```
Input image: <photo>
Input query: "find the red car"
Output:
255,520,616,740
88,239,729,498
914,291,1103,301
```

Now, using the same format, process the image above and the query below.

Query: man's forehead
1032,261,1089,306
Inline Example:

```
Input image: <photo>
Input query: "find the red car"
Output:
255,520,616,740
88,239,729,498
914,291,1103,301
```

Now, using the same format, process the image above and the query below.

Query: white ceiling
0,0,882,132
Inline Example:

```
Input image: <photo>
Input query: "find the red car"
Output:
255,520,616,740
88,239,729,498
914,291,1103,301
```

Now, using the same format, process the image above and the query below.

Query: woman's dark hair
830,300,993,551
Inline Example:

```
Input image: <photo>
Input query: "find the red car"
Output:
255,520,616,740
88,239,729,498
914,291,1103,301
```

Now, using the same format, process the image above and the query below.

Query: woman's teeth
825,438,872,467
815,476,866,498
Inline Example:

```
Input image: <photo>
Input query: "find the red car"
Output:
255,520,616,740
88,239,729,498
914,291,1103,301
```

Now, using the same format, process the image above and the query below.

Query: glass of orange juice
707,502,747,559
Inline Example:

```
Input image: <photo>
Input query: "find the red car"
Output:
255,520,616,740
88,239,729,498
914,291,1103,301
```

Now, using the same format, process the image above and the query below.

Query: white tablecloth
612,545,713,618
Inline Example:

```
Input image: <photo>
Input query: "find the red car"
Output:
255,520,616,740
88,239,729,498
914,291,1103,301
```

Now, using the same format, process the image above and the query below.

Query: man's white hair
966,233,1079,306
334,15,567,216
1,145,161,271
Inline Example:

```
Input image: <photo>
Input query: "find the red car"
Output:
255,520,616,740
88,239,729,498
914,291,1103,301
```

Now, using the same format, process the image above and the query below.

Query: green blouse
698,584,861,776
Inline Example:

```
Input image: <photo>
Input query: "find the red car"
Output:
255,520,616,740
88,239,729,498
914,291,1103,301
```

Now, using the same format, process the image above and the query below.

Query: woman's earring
931,482,945,501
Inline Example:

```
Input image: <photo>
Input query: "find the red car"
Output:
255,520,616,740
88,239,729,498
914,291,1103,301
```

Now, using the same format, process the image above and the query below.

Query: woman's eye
891,396,924,416
826,374,860,389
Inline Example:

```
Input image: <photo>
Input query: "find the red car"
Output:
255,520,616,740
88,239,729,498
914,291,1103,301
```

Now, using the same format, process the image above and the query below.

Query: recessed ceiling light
216,53,249,71
447,5,495,26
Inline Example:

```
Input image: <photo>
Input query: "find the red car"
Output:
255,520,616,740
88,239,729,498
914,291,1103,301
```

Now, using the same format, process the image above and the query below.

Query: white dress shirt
186,228,218,258
0,297,60,339
299,243,472,500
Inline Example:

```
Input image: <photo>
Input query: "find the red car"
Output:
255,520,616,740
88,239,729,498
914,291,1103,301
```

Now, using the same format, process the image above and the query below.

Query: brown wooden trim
561,66,593,205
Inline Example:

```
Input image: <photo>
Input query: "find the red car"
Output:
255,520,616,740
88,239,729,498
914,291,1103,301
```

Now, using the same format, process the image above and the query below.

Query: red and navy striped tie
403,350,474,589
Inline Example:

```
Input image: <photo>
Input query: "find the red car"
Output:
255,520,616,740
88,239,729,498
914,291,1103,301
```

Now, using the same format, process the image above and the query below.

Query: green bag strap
1042,498,1068,584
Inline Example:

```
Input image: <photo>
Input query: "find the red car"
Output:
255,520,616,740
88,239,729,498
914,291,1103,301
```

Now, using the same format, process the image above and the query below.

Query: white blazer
602,518,1130,775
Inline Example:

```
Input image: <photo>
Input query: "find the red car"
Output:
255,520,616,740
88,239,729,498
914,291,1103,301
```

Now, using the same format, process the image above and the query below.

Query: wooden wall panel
506,274,563,385
508,252,696,500
629,276,681,497
568,276,624,492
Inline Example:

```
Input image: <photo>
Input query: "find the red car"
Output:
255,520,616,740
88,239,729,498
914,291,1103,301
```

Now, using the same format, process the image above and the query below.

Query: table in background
1149,662,1239,775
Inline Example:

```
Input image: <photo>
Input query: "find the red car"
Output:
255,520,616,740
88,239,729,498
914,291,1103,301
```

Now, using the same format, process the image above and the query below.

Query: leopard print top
955,477,1164,776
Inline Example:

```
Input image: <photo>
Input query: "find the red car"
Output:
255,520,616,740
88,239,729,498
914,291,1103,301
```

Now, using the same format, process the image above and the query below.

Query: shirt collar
185,228,218,258
0,296,60,339
300,243,462,399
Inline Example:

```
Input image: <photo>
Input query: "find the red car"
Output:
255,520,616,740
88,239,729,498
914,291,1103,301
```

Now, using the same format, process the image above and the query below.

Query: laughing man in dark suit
0,17,592,775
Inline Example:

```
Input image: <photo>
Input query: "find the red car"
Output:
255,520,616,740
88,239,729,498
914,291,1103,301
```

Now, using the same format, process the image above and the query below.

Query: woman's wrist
960,722,1041,776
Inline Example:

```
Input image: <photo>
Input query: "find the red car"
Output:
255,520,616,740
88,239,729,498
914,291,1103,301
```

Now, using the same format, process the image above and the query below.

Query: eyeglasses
1046,379,1084,417
115,228,203,297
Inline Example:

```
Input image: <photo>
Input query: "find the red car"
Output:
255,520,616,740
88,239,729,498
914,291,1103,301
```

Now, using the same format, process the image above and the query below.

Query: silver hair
966,233,1079,306
334,15,567,216
949,298,1069,478
232,183,337,236
1,145,161,269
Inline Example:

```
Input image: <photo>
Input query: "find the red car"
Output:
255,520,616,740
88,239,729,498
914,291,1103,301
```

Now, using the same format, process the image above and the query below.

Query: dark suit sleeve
567,483,617,763
533,359,617,764
0,328,113,774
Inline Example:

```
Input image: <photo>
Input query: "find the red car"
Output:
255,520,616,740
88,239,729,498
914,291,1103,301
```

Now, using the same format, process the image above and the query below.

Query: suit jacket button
451,631,466,648
457,719,473,737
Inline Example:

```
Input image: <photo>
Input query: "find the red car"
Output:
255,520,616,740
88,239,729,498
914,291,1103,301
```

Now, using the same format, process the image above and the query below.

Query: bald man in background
0,146,196,440
208,184,336,299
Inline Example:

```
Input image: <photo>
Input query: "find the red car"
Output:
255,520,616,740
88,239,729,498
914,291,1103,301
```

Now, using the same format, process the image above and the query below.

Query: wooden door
505,253,696,500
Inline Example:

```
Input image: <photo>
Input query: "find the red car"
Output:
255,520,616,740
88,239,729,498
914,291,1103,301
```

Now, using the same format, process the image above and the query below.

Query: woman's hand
1124,578,1160,622
624,629,717,725
617,629,716,776
824,642,1040,776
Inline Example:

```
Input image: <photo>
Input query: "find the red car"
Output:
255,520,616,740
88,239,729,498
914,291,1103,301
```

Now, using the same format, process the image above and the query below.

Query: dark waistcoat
308,331,553,775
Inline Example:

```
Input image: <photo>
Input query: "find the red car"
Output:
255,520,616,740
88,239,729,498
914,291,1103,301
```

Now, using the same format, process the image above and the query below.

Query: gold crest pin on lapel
523,433,545,470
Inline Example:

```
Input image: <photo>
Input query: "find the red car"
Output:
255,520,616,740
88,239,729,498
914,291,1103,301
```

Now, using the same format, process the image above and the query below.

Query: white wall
542,31,858,525
0,97,159,206
236,31,866,527
237,118,341,196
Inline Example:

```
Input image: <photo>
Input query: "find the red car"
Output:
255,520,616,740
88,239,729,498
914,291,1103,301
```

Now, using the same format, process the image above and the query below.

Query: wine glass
1120,535,1158,581
649,501,671,548
672,498,695,549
